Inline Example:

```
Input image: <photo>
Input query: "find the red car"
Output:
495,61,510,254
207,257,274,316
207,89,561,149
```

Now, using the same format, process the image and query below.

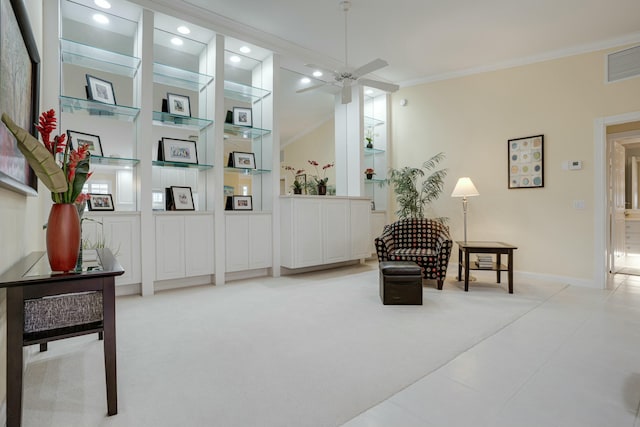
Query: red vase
46,203,81,272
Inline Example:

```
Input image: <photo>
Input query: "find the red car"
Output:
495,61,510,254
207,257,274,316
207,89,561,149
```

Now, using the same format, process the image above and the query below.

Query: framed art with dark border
159,137,198,164
232,195,252,210
228,151,256,169
86,74,116,105
233,107,252,127
169,186,195,211
508,134,544,189
167,93,191,117
0,0,40,195
88,193,115,211
67,130,103,156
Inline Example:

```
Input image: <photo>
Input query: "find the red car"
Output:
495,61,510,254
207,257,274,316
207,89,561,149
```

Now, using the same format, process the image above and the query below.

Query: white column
334,85,364,196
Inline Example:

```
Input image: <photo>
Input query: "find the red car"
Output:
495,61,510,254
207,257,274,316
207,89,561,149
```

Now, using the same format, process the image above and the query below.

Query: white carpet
20,264,566,427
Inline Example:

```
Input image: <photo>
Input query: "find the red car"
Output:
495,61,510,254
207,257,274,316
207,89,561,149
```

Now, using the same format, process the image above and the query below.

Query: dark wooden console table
0,248,124,427
456,241,517,293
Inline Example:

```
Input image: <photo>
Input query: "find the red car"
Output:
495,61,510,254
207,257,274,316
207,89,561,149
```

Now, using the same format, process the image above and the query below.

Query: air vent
607,45,640,83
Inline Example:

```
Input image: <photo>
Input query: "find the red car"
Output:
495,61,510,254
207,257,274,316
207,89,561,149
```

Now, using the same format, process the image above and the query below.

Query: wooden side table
456,241,518,293
0,248,124,427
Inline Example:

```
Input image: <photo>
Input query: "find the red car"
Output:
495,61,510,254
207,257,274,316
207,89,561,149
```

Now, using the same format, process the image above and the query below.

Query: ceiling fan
297,0,399,104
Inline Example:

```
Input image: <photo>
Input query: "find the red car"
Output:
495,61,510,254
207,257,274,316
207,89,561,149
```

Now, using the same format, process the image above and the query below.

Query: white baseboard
225,268,270,283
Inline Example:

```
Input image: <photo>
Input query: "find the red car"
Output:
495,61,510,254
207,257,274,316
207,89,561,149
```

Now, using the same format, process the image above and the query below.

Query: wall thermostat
568,160,583,170
400,99,408,107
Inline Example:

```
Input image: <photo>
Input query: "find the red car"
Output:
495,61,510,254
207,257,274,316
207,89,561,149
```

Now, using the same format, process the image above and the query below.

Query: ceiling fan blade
304,63,339,78
358,78,400,93
296,83,327,94
352,58,388,77
341,84,352,104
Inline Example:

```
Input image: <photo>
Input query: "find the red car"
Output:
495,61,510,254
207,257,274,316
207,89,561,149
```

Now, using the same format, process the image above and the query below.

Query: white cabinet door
102,215,141,286
185,214,214,276
323,199,349,264
249,214,272,269
226,215,250,272
155,215,185,280
295,199,324,267
350,200,371,259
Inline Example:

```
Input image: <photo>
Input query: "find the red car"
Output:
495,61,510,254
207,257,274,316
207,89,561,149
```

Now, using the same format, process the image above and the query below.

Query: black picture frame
159,137,198,164
233,107,252,127
0,0,40,196
508,134,544,189
87,193,115,211
295,173,306,194
67,130,103,156
227,151,256,169
232,195,253,211
86,74,116,105
169,186,195,211
167,92,191,117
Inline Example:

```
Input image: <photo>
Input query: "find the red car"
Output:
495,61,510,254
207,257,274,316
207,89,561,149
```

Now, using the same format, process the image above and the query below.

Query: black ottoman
379,261,423,305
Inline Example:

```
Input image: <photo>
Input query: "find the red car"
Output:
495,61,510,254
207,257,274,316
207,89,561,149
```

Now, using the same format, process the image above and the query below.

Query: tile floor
342,273,640,427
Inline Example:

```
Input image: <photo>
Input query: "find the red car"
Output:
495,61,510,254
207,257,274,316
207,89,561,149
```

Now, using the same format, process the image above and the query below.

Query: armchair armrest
375,226,395,261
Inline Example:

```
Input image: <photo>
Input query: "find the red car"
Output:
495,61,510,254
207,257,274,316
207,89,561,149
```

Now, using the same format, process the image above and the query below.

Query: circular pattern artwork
508,135,543,189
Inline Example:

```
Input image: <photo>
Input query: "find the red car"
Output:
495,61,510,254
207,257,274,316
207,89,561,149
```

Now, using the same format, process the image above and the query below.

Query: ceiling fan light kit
296,0,399,104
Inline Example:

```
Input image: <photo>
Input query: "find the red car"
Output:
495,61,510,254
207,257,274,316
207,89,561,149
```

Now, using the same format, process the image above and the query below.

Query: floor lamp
451,177,479,243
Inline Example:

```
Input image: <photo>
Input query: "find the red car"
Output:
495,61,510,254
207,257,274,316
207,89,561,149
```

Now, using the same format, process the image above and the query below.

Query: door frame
595,110,640,287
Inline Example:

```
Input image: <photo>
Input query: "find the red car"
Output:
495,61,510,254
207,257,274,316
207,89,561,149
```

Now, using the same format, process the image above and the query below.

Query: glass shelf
364,147,385,155
91,155,140,167
60,39,141,78
152,160,213,170
224,167,271,175
364,116,385,128
60,96,140,122
224,80,271,103
153,63,214,92
365,178,386,184
223,123,272,139
153,111,213,131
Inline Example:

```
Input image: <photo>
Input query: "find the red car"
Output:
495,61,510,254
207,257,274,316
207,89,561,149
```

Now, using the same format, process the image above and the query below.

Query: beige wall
391,46,640,284
281,117,335,191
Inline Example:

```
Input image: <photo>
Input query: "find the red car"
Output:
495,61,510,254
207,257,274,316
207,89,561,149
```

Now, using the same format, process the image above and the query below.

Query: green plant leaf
1,113,67,193
68,156,90,203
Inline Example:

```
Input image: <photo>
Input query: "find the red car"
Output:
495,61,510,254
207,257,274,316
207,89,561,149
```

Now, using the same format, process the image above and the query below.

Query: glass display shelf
152,160,213,170
153,63,214,93
224,167,271,175
223,123,272,139
60,96,140,122
364,147,385,155
153,111,213,131
224,80,271,103
365,178,386,184
364,116,385,128
60,39,141,78
91,155,140,167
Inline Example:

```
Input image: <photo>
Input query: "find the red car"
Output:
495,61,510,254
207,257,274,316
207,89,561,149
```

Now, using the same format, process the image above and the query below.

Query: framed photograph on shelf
67,130,103,156
228,151,256,169
295,174,306,194
168,186,195,211
166,92,191,117
0,0,40,195
508,134,544,189
85,74,116,105
159,137,198,164
87,193,114,211
233,107,252,127
232,195,253,211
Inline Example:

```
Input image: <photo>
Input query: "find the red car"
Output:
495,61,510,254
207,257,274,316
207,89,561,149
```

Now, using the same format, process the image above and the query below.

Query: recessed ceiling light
301,77,311,84
365,89,374,95
239,46,251,54
229,55,241,63
92,13,109,24
312,70,323,77
177,26,191,35
94,0,111,9
170,37,183,46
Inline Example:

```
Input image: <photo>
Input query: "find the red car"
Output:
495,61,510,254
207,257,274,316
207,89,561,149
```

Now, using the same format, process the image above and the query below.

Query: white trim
594,111,640,289
402,32,640,88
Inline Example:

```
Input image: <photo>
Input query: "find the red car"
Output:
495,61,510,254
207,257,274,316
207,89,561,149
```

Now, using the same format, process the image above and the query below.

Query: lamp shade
451,177,479,197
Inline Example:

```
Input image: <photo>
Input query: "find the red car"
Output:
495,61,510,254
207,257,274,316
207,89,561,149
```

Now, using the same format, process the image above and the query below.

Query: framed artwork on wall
67,130,103,156
508,134,544,189
0,0,40,195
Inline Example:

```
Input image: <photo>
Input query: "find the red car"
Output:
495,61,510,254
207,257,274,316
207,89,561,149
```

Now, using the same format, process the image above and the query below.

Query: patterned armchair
375,218,453,289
